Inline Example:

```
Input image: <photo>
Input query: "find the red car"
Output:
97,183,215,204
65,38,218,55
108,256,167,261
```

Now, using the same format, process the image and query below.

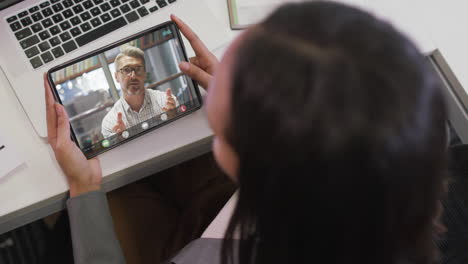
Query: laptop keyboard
6,0,177,69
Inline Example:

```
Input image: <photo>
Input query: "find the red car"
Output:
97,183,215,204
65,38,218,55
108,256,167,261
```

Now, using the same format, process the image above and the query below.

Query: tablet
47,21,203,159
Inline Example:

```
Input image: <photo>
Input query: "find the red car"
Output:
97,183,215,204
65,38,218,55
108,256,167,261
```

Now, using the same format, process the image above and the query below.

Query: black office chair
0,220,47,264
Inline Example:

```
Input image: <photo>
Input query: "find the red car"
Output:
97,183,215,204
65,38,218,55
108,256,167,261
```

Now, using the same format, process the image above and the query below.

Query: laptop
0,0,228,138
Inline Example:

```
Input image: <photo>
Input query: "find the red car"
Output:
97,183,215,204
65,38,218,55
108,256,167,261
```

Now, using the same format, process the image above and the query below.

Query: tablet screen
48,22,202,158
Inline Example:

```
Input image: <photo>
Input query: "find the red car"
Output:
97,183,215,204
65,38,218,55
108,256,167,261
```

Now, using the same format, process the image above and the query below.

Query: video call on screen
50,25,201,157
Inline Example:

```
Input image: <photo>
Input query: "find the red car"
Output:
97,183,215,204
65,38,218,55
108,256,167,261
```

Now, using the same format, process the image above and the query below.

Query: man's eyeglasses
119,66,145,76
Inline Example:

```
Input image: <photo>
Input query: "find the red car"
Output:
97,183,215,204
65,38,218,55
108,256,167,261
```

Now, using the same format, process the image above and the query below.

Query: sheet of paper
0,133,23,180
233,0,305,27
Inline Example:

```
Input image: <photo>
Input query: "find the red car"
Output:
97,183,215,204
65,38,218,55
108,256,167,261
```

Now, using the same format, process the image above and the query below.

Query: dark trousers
107,153,237,264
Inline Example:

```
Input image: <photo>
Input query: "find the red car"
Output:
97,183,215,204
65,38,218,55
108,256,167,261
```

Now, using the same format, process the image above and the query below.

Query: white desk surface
0,0,238,234
1,0,467,236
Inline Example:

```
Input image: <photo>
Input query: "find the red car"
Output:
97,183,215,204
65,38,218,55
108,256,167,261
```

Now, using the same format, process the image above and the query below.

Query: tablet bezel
47,21,203,159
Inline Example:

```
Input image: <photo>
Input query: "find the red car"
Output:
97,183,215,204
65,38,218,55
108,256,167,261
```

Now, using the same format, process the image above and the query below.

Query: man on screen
101,46,179,138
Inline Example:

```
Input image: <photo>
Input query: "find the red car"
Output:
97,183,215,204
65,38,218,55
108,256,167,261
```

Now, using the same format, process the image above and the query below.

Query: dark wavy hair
221,2,447,264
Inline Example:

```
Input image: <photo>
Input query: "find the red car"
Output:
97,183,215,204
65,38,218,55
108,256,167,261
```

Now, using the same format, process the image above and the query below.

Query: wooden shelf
54,34,176,85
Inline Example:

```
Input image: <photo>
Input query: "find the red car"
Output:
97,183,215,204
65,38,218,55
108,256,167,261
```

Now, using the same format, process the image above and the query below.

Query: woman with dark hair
45,1,447,264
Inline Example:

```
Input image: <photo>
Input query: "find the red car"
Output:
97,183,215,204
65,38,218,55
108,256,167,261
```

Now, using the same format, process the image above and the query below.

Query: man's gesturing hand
45,74,102,198
112,112,126,134
171,14,219,90
162,88,176,112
